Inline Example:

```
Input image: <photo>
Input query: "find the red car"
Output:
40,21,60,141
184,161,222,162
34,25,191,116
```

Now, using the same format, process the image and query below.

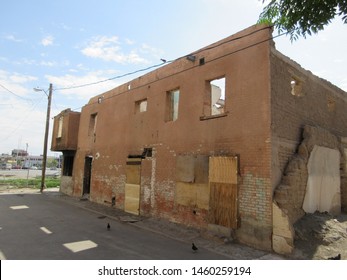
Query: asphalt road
0,191,228,260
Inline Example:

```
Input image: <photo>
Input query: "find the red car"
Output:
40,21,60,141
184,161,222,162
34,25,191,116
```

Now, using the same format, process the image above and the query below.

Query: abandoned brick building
51,24,347,254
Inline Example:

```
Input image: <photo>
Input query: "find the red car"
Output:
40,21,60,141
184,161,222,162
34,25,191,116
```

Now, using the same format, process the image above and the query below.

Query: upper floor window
202,77,226,119
88,113,97,142
135,99,148,113
165,88,180,122
57,116,63,138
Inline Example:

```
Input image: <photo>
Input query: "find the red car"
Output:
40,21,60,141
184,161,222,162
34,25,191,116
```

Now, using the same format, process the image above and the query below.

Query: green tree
258,0,347,40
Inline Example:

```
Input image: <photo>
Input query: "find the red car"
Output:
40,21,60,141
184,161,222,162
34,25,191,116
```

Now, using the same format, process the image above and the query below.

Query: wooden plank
126,163,141,185
124,183,140,215
208,156,238,229
125,160,141,215
209,183,238,228
176,155,195,183
209,156,238,184
175,182,209,210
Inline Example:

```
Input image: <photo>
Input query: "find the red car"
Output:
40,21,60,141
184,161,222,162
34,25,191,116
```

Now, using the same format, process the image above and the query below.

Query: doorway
124,158,141,215
83,156,92,196
208,156,239,228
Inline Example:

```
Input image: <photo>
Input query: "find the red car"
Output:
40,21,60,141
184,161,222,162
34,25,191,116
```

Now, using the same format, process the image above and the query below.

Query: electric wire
54,25,277,92
0,83,34,103
77,28,289,109
0,97,45,142
2,27,288,118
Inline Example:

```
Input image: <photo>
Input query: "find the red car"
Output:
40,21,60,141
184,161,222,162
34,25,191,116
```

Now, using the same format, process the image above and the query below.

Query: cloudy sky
1,0,346,156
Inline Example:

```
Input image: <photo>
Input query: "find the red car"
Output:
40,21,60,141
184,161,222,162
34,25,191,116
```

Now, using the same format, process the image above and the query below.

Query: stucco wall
51,110,80,151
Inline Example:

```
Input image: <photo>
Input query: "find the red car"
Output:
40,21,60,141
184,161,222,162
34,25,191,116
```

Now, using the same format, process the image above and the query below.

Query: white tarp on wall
303,145,341,214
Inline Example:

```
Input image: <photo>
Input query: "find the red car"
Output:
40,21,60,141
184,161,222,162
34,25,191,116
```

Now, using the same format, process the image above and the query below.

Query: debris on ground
293,212,347,259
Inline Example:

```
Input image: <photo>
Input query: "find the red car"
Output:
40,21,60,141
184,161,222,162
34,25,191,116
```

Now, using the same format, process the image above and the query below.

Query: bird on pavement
192,242,198,253
328,253,341,260
107,223,110,231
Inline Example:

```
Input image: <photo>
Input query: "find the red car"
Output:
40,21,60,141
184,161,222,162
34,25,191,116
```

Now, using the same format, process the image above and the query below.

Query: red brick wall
68,24,274,250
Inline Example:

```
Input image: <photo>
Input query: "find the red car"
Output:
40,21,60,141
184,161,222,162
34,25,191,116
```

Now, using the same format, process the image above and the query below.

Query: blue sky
1,0,346,156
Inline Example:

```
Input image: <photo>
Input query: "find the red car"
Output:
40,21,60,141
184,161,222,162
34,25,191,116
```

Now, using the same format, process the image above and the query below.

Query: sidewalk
2,187,287,260
49,189,288,260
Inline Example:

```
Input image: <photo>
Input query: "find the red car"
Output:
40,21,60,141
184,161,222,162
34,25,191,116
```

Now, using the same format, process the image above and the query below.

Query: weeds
0,178,60,189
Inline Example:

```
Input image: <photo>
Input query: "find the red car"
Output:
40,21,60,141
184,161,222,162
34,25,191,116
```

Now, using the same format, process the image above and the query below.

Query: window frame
165,88,180,122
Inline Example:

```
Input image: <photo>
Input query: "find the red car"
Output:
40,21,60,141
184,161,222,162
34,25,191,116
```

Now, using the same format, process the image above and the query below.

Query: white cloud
41,35,54,46
125,38,135,45
81,35,148,64
140,43,164,59
9,73,37,84
5,34,23,42
45,70,121,102
0,70,37,97
0,70,46,155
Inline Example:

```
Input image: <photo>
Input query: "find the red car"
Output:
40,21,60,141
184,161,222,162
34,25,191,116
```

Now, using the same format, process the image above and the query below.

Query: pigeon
192,242,198,253
107,223,110,231
160,58,167,63
328,254,341,260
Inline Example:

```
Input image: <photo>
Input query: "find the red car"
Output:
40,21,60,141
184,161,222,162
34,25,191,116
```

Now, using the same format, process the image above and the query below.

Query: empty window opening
290,77,303,97
57,116,63,138
88,113,98,142
166,88,180,122
63,155,74,176
135,99,148,113
208,77,226,116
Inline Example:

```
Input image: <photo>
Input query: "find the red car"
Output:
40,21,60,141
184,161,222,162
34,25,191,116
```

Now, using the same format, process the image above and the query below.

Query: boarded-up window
175,155,209,209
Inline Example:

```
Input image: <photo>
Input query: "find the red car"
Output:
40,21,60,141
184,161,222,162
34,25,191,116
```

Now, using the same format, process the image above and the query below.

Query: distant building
11,149,28,157
23,156,43,169
51,24,347,254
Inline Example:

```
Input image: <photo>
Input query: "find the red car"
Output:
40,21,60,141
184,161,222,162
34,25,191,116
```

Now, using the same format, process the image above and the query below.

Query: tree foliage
258,0,347,40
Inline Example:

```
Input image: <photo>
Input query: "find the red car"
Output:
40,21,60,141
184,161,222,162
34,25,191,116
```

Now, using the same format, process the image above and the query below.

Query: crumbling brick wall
270,48,347,254
275,125,344,223
270,48,347,211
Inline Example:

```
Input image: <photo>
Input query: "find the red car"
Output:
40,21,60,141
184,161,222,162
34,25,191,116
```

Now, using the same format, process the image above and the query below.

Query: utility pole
39,83,53,193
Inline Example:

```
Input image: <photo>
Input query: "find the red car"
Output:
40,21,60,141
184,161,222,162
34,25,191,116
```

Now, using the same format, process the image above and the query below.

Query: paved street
0,190,229,260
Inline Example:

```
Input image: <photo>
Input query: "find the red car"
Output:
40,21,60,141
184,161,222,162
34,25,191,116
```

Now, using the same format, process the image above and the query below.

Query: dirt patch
292,212,347,259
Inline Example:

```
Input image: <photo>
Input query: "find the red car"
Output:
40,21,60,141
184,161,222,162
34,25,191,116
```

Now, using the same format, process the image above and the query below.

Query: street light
34,83,53,193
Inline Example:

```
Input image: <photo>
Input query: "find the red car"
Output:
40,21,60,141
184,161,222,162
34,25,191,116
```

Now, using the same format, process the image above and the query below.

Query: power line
79,28,289,108
0,83,33,102
0,98,45,142
55,62,168,91
55,25,277,92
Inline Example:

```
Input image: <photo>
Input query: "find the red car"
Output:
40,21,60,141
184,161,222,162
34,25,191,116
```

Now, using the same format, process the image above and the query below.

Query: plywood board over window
209,156,238,229
175,155,209,209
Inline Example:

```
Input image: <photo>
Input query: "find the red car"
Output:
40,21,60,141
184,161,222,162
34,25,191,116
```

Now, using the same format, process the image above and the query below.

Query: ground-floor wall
60,139,273,251
59,175,74,196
